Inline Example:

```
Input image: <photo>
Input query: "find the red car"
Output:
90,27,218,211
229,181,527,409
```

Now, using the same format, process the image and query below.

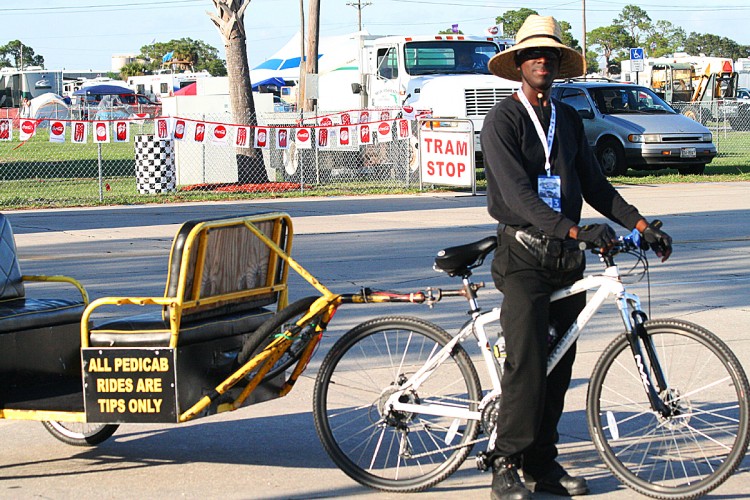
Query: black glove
641,220,672,261
576,223,617,249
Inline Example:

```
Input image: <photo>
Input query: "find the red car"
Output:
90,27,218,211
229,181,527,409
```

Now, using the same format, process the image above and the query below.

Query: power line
346,0,373,31
0,0,204,14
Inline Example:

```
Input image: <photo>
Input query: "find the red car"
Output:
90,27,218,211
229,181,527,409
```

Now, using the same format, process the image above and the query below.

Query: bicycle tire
42,421,119,446
586,319,750,499
313,316,482,493
236,296,319,381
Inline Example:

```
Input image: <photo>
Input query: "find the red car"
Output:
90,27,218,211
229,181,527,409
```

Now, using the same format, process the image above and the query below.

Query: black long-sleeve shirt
481,95,643,240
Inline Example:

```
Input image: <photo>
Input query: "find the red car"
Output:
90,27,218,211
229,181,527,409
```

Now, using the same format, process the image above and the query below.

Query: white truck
263,32,519,164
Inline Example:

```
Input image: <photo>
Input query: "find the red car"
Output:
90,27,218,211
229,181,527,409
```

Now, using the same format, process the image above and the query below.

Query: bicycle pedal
475,451,490,472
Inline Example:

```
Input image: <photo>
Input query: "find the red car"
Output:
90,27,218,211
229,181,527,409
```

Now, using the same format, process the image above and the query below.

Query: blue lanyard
517,89,556,176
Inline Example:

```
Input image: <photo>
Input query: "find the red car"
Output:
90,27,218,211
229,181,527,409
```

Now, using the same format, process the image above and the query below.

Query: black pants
490,229,586,474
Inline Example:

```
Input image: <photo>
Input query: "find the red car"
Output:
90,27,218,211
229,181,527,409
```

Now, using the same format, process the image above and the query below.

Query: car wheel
678,163,706,175
596,139,627,176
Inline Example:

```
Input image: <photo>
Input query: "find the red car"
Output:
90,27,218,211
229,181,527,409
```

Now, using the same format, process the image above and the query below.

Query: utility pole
304,0,320,112
346,0,371,32
298,0,306,110
582,0,587,74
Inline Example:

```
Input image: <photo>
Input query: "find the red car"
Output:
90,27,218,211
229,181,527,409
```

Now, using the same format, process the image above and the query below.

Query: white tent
29,92,70,121
250,31,369,110
250,31,368,84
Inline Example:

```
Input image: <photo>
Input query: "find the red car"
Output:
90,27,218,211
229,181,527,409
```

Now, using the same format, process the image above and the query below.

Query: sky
2,0,750,73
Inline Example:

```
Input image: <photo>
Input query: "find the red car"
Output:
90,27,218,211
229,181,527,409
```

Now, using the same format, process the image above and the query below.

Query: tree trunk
210,0,267,184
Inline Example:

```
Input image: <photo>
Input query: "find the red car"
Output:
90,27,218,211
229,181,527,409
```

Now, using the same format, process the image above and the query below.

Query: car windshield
589,86,675,115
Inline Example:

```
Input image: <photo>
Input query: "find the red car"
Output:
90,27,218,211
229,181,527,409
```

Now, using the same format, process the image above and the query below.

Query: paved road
2,182,749,499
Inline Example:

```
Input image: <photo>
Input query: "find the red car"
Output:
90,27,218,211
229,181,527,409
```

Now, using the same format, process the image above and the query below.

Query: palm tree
209,0,265,184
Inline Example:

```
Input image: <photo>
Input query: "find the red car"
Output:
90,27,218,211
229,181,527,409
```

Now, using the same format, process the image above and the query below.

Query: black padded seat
0,297,85,333
89,307,274,347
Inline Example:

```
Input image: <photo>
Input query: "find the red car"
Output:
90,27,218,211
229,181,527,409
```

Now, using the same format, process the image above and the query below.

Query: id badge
538,175,561,212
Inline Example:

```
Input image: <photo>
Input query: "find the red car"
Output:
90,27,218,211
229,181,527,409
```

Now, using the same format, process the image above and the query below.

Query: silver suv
551,80,717,175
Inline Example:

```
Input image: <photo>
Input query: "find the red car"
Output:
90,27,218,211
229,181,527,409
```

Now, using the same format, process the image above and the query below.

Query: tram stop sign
630,48,644,72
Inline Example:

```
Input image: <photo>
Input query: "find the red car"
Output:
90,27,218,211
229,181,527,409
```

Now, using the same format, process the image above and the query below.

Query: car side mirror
351,83,362,94
578,109,594,120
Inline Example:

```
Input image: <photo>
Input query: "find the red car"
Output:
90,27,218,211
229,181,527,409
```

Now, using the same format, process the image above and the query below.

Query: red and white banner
0,119,11,141
317,127,331,149
49,120,66,143
376,121,393,143
19,119,37,141
71,121,88,144
295,128,312,149
114,120,130,142
359,123,372,144
397,119,411,139
276,128,290,150
235,126,250,148
173,119,187,141
210,123,229,145
319,116,334,127
254,127,269,149
193,122,206,143
155,117,171,140
338,126,352,147
93,121,110,143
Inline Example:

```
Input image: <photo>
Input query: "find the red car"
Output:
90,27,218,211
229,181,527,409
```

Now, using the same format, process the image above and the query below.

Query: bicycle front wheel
313,316,482,493
587,319,750,499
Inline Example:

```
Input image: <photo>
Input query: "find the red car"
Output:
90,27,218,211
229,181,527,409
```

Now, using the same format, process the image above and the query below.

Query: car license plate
681,147,696,158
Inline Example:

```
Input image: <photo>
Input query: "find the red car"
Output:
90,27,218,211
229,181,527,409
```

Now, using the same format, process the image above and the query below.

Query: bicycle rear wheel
313,316,482,493
587,319,750,499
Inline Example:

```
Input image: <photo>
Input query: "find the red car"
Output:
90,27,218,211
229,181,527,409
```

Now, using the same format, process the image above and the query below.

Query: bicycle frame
380,262,655,422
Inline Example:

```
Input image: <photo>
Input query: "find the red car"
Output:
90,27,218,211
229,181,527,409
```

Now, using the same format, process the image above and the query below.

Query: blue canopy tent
251,77,286,91
73,85,135,120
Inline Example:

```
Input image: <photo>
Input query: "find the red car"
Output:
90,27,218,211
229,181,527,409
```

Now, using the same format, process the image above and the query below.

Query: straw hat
488,15,584,81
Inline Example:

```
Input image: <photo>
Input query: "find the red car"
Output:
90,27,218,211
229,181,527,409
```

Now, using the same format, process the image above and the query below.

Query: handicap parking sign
630,48,644,71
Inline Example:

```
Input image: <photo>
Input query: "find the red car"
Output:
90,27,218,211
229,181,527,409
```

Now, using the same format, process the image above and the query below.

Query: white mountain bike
312,231,750,499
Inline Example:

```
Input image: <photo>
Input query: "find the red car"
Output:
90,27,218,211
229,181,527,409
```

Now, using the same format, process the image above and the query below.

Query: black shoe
491,457,531,500
524,462,589,496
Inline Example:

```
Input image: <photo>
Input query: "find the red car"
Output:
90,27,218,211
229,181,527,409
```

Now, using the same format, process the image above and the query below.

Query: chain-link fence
670,100,750,155
2,100,750,208
0,108,419,208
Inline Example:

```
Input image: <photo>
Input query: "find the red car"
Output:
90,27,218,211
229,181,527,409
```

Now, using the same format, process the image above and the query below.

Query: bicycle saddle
434,236,498,277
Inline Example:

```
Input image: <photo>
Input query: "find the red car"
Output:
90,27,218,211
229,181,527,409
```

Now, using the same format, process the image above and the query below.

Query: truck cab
358,35,519,161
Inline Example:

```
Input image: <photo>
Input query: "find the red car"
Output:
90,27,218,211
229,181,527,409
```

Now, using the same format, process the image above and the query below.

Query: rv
126,71,212,101
0,68,63,108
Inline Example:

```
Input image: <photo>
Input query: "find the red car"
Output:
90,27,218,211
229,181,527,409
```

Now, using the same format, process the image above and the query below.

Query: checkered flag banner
134,134,176,194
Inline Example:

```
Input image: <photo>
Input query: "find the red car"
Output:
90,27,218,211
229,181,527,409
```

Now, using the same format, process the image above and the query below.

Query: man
480,15,672,500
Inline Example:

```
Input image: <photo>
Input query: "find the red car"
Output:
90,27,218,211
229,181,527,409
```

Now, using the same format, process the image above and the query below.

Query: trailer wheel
42,421,119,446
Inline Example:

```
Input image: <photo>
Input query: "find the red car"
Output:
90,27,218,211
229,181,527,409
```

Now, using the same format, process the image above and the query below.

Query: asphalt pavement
1,182,749,499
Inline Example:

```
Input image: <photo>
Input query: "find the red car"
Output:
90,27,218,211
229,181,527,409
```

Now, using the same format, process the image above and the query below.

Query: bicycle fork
618,294,672,417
